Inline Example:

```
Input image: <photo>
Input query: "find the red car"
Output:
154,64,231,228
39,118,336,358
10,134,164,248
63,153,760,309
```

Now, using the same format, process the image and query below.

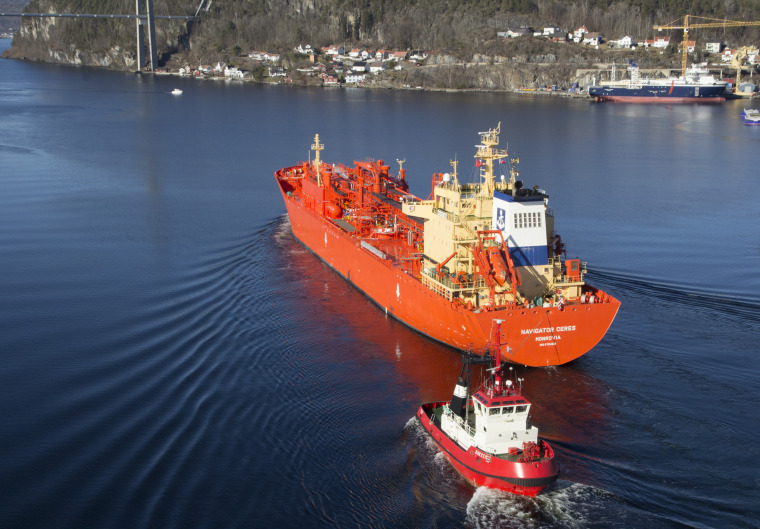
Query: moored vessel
274,124,619,366
589,61,728,103
416,322,560,496
742,108,760,125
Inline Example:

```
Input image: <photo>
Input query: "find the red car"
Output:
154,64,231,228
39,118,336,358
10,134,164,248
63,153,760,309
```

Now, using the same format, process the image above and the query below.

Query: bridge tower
135,0,158,72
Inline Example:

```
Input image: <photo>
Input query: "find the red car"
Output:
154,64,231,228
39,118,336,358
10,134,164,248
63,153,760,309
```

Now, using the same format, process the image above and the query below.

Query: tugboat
416,322,559,496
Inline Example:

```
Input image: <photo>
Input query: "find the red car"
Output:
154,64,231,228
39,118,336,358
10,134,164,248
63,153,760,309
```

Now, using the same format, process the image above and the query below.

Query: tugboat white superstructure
416,322,559,496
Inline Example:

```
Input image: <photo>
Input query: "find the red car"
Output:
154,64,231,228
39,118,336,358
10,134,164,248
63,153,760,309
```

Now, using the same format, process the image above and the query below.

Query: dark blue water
1,38,759,528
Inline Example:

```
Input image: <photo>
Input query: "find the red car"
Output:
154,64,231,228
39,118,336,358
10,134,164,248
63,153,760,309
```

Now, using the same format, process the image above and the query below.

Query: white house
704,42,722,54
653,36,670,48
615,36,633,48
294,44,313,55
251,51,279,63
582,32,602,45
368,61,386,74
224,66,240,78
323,45,345,56
345,73,366,84
499,27,532,38
573,26,588,42
677,40,696,53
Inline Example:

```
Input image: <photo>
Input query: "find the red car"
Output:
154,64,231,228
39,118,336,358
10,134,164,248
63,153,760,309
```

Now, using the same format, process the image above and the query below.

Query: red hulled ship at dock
416,323,559,496
275,124,619,366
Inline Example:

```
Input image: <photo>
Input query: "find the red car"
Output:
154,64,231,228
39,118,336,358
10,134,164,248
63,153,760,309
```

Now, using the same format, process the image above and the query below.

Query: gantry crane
654,15,760,77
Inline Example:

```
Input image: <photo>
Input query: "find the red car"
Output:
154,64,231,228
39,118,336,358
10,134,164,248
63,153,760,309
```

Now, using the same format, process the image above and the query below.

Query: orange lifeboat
325,202,342,219
487,246,509,287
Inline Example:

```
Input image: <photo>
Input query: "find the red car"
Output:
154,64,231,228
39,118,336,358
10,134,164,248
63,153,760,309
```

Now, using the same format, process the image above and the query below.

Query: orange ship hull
278,183,619,366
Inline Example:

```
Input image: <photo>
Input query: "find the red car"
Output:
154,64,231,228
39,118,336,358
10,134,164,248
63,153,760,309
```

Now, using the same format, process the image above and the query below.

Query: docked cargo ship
589,61,729,103
416,323,559,495
274,124,619,366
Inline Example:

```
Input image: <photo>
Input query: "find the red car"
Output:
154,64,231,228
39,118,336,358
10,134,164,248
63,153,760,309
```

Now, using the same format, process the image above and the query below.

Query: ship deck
355,237,414,266
430,405,551,463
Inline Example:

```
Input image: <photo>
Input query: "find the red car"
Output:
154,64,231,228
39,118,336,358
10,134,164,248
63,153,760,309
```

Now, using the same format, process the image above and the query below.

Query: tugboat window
489,407,501,415
502,406,514,414
516,405,527,413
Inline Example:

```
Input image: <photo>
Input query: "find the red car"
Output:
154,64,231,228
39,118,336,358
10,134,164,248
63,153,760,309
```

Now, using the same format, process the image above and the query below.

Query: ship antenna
474,123,508,197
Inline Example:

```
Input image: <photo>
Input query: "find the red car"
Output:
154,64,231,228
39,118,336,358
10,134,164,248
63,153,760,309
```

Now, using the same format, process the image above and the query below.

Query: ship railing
421,270,486,299
432,207,459,223
421,274,453,301
442,407,476,437
554,260,588,285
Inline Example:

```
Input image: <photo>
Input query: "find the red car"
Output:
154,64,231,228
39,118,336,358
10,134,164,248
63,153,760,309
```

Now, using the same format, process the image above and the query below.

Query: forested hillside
4,0,760,77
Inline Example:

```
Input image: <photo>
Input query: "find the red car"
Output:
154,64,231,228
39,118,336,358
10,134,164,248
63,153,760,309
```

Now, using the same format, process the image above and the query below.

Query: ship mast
449,159,459,188
311,134,324,185
474,123,509,197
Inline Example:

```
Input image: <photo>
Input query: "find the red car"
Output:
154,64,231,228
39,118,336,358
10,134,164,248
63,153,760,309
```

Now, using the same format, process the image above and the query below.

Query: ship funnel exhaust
450,377,468,419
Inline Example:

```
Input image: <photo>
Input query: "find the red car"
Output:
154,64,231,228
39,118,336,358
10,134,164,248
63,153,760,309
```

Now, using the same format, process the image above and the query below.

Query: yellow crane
653,15,760,77
730,46,759,97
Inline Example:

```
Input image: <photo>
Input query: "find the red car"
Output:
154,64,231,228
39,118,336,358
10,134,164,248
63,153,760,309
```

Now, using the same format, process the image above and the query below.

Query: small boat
171,88,183,95
741,108,759,118
745,113,760,126
416,322,560,496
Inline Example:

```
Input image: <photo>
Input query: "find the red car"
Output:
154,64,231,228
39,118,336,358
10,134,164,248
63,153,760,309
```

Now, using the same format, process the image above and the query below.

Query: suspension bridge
0,0,207,71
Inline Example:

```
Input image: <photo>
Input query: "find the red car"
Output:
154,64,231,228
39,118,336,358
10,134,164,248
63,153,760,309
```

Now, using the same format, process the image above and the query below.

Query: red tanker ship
275,124,619,366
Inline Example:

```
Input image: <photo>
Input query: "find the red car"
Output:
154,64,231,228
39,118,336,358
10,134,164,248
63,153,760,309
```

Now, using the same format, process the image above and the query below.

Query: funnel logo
495,207,506,231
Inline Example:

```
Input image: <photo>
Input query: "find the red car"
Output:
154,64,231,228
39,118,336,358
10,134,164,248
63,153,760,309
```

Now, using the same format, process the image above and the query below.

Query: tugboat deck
429,402,551,463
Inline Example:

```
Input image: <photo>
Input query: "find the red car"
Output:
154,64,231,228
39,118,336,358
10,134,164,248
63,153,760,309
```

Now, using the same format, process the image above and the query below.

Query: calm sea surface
1,38,759,528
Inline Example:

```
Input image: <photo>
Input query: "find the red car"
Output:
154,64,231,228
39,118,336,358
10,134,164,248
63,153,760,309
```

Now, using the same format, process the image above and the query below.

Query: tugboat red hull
416,403,559,496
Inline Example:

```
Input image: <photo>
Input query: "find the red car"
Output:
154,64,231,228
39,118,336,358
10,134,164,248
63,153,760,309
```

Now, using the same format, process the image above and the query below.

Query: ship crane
654,15,760,78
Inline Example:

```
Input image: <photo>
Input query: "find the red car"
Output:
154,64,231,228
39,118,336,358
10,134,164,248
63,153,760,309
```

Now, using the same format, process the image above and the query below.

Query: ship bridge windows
516,405,528,413
489,407,501,415
514,211,542,229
